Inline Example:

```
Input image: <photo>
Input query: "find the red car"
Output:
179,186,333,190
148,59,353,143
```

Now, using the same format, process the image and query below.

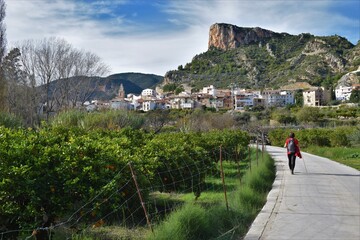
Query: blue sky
5,0,360,76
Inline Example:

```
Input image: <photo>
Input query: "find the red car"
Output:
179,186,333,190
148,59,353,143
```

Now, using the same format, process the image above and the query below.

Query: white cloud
5,0,359,76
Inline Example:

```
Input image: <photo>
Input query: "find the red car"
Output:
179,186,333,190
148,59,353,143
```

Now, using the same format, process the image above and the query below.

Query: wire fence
0,137,265,240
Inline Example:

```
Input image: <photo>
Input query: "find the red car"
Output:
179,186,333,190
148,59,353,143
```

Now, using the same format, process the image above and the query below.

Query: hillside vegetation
78,72,163,100
165,31,359,89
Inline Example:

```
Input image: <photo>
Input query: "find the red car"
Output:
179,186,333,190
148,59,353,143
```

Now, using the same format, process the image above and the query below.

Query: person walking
284,132,302,174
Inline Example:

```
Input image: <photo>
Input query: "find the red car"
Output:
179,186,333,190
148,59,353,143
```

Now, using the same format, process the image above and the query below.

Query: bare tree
16,37,110,123
0,0,6,111
144,109,170,133
54,49,109,109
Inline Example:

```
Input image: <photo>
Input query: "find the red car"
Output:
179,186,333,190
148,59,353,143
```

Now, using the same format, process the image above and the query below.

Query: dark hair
289,132,295,138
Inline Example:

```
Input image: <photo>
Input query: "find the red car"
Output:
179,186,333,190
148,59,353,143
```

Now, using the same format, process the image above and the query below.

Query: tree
17,37,109,124
1,48,38,125
175,85,185,95
296,107,323,124
294,89,303,107
163,83,177,92
271,108,296,125
0,0,6,111
144,109,170,134
349,89,360,103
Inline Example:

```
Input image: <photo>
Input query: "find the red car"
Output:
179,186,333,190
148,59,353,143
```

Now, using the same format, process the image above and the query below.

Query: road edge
243,149,286,240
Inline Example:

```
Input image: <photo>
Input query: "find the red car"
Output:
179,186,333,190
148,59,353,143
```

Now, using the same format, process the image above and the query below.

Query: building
335,85,352,101
303,87,330,106
261,90,295,107
141,88,156,98
234,91,257,110
110,84,129,109
202,85,217,96
170,92,195,109
142,100,157,112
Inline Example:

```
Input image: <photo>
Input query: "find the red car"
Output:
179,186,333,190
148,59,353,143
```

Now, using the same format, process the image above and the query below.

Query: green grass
148,151,275,240
304,146,360,170
69,149,275,240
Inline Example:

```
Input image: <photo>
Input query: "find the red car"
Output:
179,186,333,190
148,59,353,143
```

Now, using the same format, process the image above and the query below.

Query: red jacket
284,138,302,158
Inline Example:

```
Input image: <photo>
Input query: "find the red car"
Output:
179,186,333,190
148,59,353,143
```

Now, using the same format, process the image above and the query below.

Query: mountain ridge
92,72,164,100
50,23,359,101
164,23,359,90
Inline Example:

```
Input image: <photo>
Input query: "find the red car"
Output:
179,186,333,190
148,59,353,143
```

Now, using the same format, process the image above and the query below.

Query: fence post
128,162,153,233
219,145,229,211
256,139,259,166
261,131,264,161
248,144,251,171
236,145,241,184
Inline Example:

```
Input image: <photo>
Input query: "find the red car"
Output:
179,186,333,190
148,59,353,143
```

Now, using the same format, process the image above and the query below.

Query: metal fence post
128,162,153,233
219,145,229,211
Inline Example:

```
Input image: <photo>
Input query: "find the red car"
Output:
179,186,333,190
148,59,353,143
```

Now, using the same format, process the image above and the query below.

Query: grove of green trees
0,125,249,239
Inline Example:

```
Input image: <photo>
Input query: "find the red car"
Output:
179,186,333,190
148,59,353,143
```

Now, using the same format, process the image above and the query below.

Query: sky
5,0,360,76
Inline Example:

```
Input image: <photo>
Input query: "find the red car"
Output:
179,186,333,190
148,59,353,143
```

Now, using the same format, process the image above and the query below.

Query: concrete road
244,145,360,240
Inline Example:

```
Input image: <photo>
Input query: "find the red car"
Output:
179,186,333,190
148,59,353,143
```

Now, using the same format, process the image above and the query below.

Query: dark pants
288,153,296,171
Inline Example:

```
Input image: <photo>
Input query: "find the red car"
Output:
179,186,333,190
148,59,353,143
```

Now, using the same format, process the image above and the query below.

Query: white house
235,92,256,110
335,85,352,101
261,90,295,107
141,88,156,98
170,92,195,109
202,85,217,96
125,94,142,110
142,100,157,112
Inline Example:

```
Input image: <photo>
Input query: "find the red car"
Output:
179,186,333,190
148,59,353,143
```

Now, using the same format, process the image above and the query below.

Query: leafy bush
268,126,355,148
0,112,24,128
135,132,211,194
0,127,250,238
0,127,148,235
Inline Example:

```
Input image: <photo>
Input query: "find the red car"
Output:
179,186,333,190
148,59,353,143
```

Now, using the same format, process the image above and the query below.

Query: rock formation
208,23,281,50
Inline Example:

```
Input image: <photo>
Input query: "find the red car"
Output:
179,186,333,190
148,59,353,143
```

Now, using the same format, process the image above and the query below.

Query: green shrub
0,127,149,235
0,112,24,128
50,110,87,127
329,126,353,147
268,126,355,148
150,204,213,240
51,110,145,130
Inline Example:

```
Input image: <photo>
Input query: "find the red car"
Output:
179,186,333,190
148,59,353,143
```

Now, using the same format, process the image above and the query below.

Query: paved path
244,145,360,240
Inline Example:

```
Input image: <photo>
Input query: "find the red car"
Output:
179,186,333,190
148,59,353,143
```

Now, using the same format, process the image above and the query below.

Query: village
84,80,359,112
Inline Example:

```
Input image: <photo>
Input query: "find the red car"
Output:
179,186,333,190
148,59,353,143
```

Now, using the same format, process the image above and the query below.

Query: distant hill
164,23,360,89
93,73,163,100
45,72,163,102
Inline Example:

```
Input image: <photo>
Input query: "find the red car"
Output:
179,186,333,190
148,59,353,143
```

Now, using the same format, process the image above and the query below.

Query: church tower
118,84,125,99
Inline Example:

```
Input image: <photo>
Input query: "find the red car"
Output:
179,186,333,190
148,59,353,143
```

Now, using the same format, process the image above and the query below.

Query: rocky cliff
164,23,359,89
208,23,282,50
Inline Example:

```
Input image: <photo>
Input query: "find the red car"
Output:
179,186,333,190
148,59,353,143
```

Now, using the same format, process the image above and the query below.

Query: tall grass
304,146,360,170
51,109,145,130
148,150,275,240
0,112,24,128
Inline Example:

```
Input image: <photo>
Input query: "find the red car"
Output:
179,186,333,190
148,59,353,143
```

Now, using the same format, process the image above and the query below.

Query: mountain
164,23,360,89
93,73,163,99
47,72,163,101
